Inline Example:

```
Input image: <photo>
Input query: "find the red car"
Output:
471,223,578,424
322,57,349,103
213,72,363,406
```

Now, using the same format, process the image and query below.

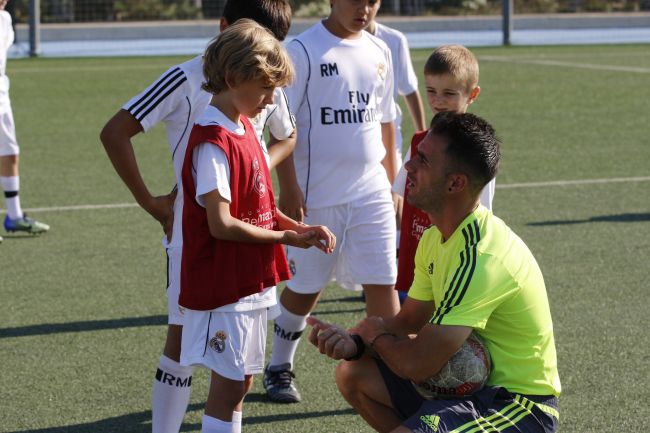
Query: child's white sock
1,176,22,219
202,414,234,433
152,355,193,433
269,303,308,369
232,410,242,433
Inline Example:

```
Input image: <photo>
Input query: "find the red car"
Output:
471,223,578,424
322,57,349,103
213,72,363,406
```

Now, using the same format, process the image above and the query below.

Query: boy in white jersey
365,0,425,206
0,0,49,242
180,21,335,433
265,0,401,404
99,2,294,431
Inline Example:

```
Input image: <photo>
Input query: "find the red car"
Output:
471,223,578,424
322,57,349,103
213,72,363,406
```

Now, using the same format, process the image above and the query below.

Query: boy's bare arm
276,154,307,222
403,91,426,132
100,109,176,241
203,190,333,252
276,208,335,253
267,130,296,170
381,121,398,183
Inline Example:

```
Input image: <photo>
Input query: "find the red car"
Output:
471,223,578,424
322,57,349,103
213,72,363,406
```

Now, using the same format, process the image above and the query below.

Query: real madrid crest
252,157,266,197
377,62,386,81
289,258,297,276
209,330,227,353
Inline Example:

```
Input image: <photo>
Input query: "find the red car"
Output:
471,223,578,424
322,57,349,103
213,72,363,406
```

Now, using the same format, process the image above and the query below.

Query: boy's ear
468,86,481,104
219,17,229,32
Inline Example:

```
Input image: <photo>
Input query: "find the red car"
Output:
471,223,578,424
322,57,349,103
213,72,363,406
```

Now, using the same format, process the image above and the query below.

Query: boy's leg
152,248,192,433
0,110,48,234
265,288,320,402
183,308,266,432
362,284,399,318
266,205,344,403
344,189,399,318
203,371,247,433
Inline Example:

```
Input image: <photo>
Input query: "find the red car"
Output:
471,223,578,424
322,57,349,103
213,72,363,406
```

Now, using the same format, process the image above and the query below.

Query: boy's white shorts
286,188,397,294
166,247,185,325
0,110,19,157
180,308,267,381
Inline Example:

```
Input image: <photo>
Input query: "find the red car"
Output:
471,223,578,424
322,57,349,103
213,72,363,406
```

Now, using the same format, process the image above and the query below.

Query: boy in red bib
394,45,487,293
180,20,335,433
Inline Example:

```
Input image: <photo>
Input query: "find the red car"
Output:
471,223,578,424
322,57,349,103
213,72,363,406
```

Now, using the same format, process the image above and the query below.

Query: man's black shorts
375,358,559,433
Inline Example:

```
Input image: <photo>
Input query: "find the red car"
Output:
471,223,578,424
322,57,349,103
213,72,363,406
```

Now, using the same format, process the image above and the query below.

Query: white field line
478,55,650,73
497,176,650,189
9,63,178,74
2,176,648,215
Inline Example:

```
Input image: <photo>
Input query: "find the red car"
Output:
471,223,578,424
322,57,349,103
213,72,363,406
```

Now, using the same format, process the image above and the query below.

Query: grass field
1,44,649,432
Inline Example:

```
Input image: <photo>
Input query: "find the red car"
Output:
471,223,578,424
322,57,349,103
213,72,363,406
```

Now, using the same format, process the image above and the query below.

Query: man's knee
335,360,366,400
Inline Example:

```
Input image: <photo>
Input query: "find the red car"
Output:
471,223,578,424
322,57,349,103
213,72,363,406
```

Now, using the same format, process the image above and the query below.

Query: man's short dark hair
222,0,292,41
430,112,500,195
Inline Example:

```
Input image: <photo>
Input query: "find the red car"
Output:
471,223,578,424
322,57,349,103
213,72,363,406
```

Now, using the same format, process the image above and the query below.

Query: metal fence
10,0,650,24
8,0,650,57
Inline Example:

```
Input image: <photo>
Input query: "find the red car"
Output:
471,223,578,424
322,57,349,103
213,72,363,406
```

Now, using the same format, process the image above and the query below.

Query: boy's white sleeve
193,143,231,207
379,48,397,123
396,33,419,96
122,64,191,132
0,11,14,51
284,41,310,116
392,149,411,196
267,87,296,140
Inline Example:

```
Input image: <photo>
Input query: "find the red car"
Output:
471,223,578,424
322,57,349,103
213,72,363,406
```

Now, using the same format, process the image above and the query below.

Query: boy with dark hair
99,1,293,431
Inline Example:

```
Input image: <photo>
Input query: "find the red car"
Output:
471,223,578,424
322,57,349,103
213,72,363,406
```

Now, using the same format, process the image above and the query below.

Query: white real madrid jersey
123,55,212,249
372,22,419,154
285,22,397,209
0,10,14,110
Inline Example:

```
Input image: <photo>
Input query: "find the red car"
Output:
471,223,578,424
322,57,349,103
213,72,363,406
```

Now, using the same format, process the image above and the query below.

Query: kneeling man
308,112,561,433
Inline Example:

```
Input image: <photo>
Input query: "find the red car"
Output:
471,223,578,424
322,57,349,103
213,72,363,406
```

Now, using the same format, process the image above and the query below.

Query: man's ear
219,17,229,32
447,173,469,193
468,86,481,105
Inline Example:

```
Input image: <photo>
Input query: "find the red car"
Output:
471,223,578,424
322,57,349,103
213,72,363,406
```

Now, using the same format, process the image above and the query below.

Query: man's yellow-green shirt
409,205,561,397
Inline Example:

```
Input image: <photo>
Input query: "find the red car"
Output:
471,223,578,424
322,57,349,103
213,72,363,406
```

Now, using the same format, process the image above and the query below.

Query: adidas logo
420,414,440,432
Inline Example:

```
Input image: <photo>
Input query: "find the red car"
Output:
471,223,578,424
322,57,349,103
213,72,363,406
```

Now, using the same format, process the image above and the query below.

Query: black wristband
344,334,365,361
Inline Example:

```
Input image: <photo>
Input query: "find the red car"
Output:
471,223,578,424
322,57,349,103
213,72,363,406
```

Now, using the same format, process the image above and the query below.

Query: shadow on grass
0,315,167,339
1,303,366,338
318,296,364,304
312,307,366,316
527,212,650,226
7,402,355,432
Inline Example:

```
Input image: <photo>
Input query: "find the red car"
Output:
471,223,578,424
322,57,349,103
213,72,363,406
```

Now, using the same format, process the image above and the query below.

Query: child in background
365,0,426,237
179,20,335,433
394,44,492,294
0,0,49,241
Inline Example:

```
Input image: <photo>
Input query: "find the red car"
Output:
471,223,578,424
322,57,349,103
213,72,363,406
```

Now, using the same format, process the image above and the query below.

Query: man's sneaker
0,234,3,242
263,363,301,403
4,214,50,234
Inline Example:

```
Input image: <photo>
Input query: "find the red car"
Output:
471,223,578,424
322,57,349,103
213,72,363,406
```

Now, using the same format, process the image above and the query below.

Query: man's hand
143,189,177,243
279,183,307,222
307,316,358,360
350,316,389,345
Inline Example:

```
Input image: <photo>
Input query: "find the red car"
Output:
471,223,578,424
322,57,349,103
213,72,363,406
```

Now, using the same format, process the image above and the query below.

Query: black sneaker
263,363,301,403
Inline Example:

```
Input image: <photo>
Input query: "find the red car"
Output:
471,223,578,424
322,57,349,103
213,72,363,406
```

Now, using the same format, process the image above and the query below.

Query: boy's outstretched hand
282,224,336,253
307,316,357,360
